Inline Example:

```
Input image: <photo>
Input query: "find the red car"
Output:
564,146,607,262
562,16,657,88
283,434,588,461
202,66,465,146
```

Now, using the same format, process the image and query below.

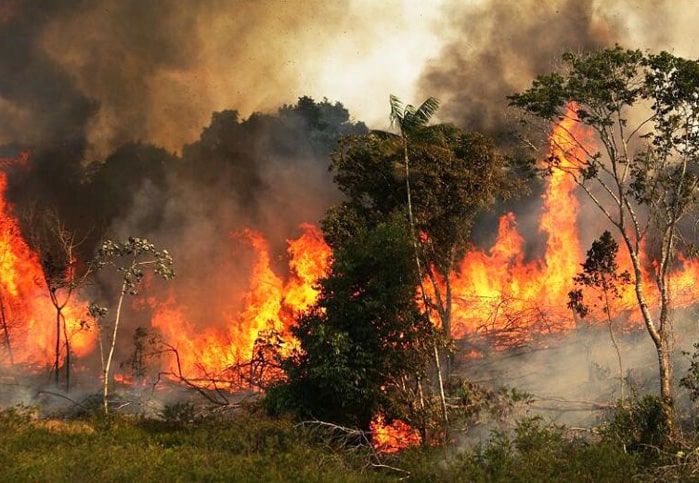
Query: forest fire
0,155,94,369
2,104,699,435
445,106,699,349
149,223,331,385
445,109,592,345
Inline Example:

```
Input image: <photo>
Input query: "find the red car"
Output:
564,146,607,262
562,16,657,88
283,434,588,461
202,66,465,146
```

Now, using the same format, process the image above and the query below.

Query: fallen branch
36,390,89,411
297,419,411,478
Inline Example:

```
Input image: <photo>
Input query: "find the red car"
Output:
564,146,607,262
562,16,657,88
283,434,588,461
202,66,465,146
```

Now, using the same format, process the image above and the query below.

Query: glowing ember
370,414,421,453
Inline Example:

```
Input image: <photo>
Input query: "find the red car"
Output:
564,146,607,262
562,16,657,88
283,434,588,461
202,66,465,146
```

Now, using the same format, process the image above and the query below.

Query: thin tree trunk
402,141,449,431
603,291,624,402
61,311,70,392
0,291,13,366
623,236,675,432
608,317,624,402
657,339,675,435
54,302,61,386
103,281,127,415
432,339,448,429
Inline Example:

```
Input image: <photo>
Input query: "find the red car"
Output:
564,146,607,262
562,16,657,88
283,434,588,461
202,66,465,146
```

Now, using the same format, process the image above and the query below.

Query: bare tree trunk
608,318,624,402
61,311,70,392
602,291,624,402
657,339,675,435
623,237,676,432
0,291,13,366
432,339,448,429
54,304,61,386
103,282,127,415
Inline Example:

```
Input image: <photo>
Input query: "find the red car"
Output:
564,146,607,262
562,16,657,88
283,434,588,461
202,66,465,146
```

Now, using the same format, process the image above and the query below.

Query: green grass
0,407,695,482
0,408,386,483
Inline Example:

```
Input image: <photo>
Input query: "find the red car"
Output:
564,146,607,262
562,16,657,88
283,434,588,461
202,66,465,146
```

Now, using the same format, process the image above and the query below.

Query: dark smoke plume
419,0,699,142
419,0,612,141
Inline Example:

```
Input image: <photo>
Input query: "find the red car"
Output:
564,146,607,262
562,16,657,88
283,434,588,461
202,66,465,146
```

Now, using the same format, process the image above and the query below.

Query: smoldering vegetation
459,315,698,425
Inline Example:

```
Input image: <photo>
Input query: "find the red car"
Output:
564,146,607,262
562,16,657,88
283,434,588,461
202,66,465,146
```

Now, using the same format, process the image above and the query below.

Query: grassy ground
0,407,386,483
1,404,696,482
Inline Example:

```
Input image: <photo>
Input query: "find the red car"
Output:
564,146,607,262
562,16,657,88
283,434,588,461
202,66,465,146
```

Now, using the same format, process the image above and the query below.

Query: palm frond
413,97,440,126
389,94,405,128
388,94,441,137
409,123,453,146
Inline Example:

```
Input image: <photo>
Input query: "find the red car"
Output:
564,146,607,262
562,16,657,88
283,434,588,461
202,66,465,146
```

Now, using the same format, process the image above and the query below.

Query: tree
328,99,517,341
568,230,631,401
40,218,90,391
509,46,699,433
23,207,92,390
268,217,435,433
93,237,174,414
382,96,440,282
326,97,518,432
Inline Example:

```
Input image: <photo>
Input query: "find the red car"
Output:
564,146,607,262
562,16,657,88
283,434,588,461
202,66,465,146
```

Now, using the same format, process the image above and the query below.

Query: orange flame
447,105,699,349
370,414,421,453
446,109,591,345
0,157,93,369
150,223,331,383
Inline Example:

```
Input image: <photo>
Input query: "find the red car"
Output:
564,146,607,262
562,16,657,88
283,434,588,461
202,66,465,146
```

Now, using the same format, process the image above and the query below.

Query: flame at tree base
370,414,421,453
0,154,93,370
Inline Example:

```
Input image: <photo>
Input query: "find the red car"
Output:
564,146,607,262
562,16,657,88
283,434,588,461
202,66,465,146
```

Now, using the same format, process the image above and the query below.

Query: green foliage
448,378,533,425
511,46,699,432
160,402,197,425
183,96,367,201
388,94,440,138
279,96,368,151
9,406,699,481
399,417,639,482
93,237,174,415
680,342,699,402
328,123,516,275
0,410,386,483
508,46,644,122
603,395,672,455
567,230,631,318
94,237,175,295
268,217,433,430
509,47,699,237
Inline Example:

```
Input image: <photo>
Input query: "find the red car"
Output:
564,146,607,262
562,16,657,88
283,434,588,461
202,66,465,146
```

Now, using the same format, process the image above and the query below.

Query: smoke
460,312,699,431
2,0,699,423
417,0,699,428
418,0,699,138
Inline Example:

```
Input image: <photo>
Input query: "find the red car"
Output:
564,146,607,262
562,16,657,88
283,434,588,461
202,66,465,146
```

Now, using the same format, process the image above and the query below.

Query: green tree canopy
269,217,432,430
325,120,517,338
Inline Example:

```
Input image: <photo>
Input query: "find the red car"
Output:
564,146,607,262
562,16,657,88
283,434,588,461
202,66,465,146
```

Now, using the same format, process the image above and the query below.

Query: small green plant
92,237,174,415
160,402,196,425
603,395,671,456
449,377,533,426
681,342,699,402
0,405,35,430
